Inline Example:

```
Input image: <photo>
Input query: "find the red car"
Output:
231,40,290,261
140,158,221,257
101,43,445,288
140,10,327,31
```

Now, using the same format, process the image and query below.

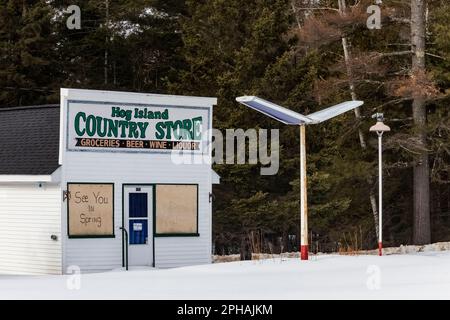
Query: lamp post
370,113,390,256
236,96,364,260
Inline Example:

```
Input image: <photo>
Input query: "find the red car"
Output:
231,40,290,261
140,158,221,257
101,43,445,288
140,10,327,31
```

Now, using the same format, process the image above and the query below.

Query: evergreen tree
0,0,59,106
0,0,186,106
52,0,186,92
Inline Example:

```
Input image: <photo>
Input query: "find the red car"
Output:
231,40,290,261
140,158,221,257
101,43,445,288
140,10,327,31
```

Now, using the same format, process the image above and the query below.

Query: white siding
0,183,62,275
61,154,212,271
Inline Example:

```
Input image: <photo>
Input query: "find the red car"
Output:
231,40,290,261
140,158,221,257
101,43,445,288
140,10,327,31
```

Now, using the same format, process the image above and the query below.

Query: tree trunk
104,0,109,85
411,0,431,244
338,0,380,240
240,234,252,260
291,0,302,30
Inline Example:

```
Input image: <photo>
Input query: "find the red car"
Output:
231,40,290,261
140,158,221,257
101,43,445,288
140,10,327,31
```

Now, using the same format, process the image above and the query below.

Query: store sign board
66,100,210,153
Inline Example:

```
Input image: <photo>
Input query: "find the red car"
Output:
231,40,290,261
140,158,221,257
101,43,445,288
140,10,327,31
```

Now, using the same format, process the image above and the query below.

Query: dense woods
1,0,449,256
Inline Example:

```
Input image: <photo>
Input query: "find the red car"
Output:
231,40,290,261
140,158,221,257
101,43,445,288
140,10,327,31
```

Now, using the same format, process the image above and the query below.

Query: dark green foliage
52,0,186,92
0,0,186,106
0,0,59,105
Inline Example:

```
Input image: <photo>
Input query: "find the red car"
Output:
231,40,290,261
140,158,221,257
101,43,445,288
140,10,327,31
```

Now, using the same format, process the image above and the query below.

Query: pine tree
51,0,185,92
0,0,59,106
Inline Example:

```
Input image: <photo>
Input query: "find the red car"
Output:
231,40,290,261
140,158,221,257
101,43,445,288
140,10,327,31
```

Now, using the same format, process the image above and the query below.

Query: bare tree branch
371,98,411,112
426,52,446,60
378,50,413,57
390,17,411,24
295,7,340,12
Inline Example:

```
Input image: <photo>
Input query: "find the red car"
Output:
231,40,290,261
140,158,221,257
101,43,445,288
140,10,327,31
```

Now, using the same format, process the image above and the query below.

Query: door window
128,193,148,244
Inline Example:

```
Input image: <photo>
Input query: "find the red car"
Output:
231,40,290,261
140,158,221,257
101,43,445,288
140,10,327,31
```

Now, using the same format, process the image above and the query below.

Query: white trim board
0,167,61,183
0,175,53,182
60,88,217,108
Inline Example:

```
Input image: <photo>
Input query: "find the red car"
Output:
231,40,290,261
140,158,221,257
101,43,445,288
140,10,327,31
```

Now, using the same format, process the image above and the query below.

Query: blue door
124,186,153,266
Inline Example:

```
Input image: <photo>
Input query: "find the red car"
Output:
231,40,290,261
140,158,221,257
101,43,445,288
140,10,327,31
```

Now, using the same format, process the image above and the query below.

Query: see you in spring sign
67,101,210,153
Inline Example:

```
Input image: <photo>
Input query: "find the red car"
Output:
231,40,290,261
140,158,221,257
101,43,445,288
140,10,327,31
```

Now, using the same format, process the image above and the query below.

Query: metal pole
120,227,129,270
378,132,383,256
300,125,308,260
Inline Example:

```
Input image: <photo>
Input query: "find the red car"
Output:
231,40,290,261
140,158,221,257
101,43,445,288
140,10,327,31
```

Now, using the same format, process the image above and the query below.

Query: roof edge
0,104,59,112
61,88,218,106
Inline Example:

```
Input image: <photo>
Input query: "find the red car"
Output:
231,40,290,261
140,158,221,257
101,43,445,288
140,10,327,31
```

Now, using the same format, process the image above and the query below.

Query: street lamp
370,113,390,256
236,96,364,260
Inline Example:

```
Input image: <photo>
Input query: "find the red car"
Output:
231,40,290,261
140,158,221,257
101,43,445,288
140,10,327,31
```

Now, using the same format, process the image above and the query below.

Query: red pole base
300,245,309,260
378,242,382,256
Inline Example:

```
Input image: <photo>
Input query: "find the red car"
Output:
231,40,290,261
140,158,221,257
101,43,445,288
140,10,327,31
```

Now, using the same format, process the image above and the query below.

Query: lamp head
371,112,384,122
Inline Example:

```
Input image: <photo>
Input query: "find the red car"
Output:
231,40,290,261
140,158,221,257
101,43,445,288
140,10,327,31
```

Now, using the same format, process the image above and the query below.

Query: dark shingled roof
0,105,60,175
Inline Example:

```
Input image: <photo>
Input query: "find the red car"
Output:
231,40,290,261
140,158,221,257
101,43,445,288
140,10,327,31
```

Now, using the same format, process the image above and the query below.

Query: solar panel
236,96,313,125
236,96,364,125
307,100,364,123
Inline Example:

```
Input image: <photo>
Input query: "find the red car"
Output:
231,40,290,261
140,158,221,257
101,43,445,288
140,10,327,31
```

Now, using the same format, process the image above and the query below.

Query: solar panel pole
300,125,308,260
235,96,365,261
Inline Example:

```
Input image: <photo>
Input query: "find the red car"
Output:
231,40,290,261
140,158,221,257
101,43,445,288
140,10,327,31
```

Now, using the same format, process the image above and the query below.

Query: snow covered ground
1,251,450,299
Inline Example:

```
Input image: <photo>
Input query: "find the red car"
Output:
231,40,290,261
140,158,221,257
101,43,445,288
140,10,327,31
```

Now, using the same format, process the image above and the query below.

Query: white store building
0,88,219,275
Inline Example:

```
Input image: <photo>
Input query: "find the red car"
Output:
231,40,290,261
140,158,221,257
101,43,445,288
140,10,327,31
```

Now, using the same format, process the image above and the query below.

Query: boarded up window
155,185,198,234
67,183,114,237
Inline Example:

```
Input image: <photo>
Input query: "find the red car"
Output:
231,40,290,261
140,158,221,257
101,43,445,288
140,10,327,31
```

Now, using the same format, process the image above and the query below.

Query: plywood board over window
67,183,114,238
155,185,198,235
